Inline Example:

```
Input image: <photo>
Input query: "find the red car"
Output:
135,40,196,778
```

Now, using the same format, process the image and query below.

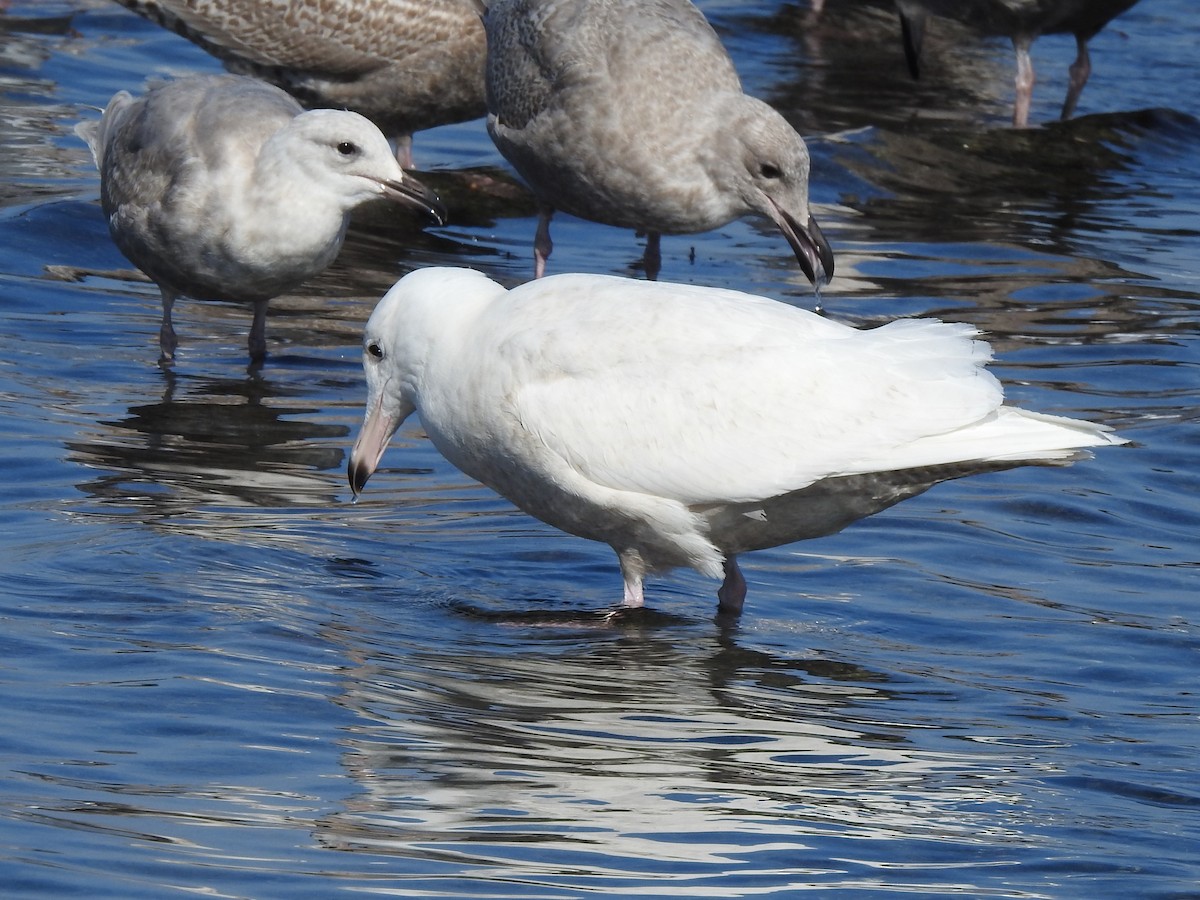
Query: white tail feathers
905,406,1127,470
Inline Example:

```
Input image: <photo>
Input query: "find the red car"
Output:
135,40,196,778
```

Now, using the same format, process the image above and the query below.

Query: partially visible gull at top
76,74,447,364
111,0,488,167
893,0,1142,127
347,267,1125,616
483,0,835,285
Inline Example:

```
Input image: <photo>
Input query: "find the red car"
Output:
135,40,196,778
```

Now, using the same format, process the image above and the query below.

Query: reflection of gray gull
113,0,487,166
483,0,834,284
895,0,1141,126
76,74,446,364
347,268,1124,615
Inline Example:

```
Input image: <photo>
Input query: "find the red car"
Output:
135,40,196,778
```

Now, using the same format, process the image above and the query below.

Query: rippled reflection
308,619,1041,892
67,369,347,511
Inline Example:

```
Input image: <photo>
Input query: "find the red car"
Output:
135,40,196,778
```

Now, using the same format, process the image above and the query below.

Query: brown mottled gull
483,0,835,284
76,74,446,363
113,0,487,166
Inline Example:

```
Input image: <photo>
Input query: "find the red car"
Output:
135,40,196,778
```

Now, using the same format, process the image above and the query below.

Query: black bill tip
383,177,448,227
789,213,835,290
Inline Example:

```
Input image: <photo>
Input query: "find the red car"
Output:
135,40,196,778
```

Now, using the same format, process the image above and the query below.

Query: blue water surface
1,1,1197,897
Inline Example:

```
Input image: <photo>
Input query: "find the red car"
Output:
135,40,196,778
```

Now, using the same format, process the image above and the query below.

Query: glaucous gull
894,0,1141,126
483,0,835,284
112,0,487,167
76,74,446,363
347,267,1125,615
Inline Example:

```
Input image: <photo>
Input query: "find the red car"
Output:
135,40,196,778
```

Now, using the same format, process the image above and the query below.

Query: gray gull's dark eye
337,141,360,156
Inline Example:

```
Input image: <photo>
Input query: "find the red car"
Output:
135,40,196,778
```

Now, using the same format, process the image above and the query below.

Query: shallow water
2,1,1198,897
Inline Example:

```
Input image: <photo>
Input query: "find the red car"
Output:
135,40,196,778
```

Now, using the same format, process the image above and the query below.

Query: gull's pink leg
534,206,554,279
623,577,645,607
1012,35,1035,128
395,134,414,169
618,548,646,607
1062,34,1092,120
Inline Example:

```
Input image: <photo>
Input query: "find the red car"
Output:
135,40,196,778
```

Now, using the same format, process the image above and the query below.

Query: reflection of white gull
894,0,1141,126
483,0,834,283
76,74,445,363
112,0,487,166
319,639,1032,872
329,694,1017,864
347,267,1124,614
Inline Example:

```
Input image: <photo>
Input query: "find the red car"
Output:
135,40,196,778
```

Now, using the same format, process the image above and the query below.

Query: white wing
489,276,1006,506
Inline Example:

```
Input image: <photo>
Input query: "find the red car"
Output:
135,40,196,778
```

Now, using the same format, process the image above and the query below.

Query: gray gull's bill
111,0,488,167
347,267,1125,616
894,0,1141,126
76,74,446,364
483,0,834,285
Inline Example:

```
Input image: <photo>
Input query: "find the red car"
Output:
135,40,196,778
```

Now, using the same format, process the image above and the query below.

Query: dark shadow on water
325,556,388,581
832,108,1200,250
66,367,347,513
337,166,537,283
448,599,696,631
739,0,1013,134
404,166,538,229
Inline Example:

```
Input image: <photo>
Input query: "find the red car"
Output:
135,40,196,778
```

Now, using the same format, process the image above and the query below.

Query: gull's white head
348,267,506,496
268,109,446,223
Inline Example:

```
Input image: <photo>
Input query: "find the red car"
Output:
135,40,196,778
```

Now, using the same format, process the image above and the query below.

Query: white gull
894,0,1141,126
77,74,446,363
112,0,487,167
483,0,834,284
347,267,1125,615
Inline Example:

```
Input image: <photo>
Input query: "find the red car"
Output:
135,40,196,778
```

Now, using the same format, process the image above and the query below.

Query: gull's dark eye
337,141,360,156
366,342,383,359
759,163,783,180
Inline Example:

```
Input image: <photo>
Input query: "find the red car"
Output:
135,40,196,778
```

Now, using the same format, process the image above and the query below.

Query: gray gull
894,0,1141,126
112,0,487,167
483,0,835,284
76,74,446,363
347,267,1125,615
